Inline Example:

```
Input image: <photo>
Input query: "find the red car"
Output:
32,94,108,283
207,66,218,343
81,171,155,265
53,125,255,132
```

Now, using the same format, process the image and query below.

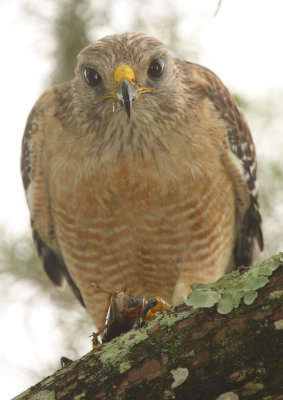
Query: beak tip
118,78,136,119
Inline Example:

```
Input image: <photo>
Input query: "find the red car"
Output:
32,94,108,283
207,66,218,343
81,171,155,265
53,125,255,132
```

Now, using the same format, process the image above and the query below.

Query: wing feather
21,93,85,306
179,60,263,266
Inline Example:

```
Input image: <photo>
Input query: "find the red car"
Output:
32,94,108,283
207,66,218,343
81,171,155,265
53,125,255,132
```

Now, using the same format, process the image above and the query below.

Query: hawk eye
147,58,164,78
84,67,102,86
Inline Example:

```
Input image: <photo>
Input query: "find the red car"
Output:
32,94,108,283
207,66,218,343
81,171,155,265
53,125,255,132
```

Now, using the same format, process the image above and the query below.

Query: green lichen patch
217,294,234,314
99,327,149,366
269,290,283,300
31,390,56,400
158,309,195,327
119,360,132,374
186,253,283,314
73,393,86,400
185,285,219,308
243,290,258,305
94,304,194,384
13,389,56,400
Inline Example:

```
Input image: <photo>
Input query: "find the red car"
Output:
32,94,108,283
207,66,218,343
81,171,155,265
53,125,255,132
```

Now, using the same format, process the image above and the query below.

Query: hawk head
73,32,181,123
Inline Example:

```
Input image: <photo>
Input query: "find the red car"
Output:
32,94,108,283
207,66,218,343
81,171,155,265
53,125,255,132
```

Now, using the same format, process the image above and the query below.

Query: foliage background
0,1,282,398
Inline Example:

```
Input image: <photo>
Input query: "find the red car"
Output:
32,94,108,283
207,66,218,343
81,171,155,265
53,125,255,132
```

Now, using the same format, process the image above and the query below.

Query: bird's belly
50,161,235,325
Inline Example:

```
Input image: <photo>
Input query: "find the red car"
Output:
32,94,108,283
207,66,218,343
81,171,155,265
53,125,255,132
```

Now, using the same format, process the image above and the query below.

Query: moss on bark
13,254,283,400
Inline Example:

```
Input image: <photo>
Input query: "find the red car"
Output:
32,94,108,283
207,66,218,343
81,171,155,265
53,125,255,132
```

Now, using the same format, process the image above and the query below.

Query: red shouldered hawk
21,33,263,328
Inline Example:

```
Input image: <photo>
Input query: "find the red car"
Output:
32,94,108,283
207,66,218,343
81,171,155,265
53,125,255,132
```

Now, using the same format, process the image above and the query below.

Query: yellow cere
102,64,154,101
114,64,136,87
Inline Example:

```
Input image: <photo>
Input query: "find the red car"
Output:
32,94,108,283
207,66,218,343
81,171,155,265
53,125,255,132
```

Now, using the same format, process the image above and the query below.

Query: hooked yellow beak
102,64,154,118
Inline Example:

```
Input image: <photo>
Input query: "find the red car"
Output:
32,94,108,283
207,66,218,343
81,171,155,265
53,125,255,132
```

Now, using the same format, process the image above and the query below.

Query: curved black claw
91,333,102,349
60,356,73,368
142,298,158,322
128,297,143,308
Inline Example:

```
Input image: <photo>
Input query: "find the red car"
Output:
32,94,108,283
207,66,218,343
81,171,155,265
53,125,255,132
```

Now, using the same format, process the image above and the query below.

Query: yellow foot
91,333,102,350
90,283,171,346
142,296,171,321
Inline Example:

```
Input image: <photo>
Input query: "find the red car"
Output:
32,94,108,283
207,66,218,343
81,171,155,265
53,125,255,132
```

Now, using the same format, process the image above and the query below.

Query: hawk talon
60,356,73,368
91,285,170,342
91,333,102,350
142,298,158,321
142,296,171,322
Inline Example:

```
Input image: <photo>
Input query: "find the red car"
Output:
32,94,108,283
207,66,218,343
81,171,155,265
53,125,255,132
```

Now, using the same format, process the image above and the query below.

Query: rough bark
13,254,283,400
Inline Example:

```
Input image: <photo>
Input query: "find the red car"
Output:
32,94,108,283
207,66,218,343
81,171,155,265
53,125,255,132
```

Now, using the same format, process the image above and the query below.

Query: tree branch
13,254,283,400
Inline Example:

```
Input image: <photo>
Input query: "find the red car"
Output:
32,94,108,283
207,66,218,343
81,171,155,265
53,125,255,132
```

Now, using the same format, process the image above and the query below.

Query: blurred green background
1,1,282,398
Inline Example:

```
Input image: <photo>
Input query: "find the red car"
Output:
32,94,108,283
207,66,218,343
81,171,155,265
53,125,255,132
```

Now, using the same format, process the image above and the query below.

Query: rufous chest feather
43,117,234,226
47,147,234,227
